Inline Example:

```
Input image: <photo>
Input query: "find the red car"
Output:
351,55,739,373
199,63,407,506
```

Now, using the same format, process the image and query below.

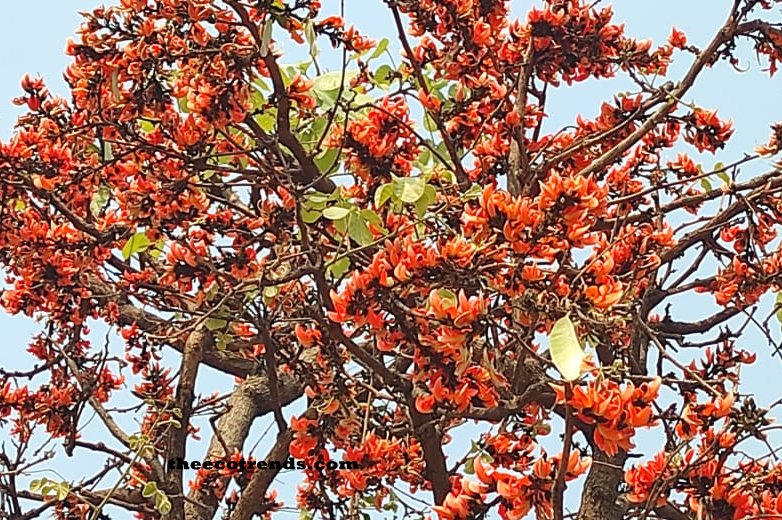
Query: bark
168,326,208,520
227,429,295,520
576,451,628,520
184,373,303,520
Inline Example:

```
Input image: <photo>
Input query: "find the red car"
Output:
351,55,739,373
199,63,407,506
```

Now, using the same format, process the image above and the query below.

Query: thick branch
167,326,208,519
184,373,302,520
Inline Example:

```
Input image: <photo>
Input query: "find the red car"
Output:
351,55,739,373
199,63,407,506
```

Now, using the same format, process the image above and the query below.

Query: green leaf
311,71,357,108
423,113,438,133
374,183,394,208
360,209,383,227
29,479,42,493
304,21,318,59
374,64,394,88
436,289,457,309
263,285,280,300
417,147,432,167
462,183,483,200
713,162,730,184
314,147,339,173
464,458,475,474
392,176,426,203
414,185,437,217
176,96,189,113
260,21,273,56
717,171,730,185
323,206,351,220
148,239,166,260
215,332,232,351
549,315,584,381
700,178,713,191
157,494,172,515
329,257,351,278
142,481,158,498
205,318,228,331
122,231,152,259
138,119,156,132
313,71,350,92
334,217,348,234
90,185,111,218
369,38,389,60
304,192,332,207
348,214,373,245
301,207,322,224
776,292,782,324
56,482,70,501
255,112,276,132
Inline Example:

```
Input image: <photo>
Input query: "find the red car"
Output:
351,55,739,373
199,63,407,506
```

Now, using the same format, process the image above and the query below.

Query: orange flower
668,27,687,48
584,276,624,309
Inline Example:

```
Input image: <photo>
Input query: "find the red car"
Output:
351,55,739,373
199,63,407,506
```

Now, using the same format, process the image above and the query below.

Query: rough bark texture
577,451,628,520
185,373,303,520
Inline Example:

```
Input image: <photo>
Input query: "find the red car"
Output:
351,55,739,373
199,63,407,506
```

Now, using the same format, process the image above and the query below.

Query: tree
3,0,782,518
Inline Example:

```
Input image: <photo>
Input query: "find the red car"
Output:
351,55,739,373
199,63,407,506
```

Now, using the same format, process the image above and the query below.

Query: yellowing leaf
323,206,351,220
392,176,426,203
142,481,158,498
549,315,584,381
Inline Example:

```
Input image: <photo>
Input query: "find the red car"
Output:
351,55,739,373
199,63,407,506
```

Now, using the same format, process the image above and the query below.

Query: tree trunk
577,451,627,520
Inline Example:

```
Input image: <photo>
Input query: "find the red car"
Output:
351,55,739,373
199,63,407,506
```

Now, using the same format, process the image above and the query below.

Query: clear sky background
1,1,782,519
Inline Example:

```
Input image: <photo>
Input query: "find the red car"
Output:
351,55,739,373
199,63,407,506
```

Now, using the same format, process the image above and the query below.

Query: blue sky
2,1,782,518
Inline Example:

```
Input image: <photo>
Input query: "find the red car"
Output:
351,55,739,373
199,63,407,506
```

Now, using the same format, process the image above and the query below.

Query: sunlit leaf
148,239,166,260
374,183,394,208
323,206,351,220
549,315,584,381
122,231,152,259
142,481,158,498
392,176,426,203
374,64,394,88
304,21,318,59
255,112,276,132
369,38,389,60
